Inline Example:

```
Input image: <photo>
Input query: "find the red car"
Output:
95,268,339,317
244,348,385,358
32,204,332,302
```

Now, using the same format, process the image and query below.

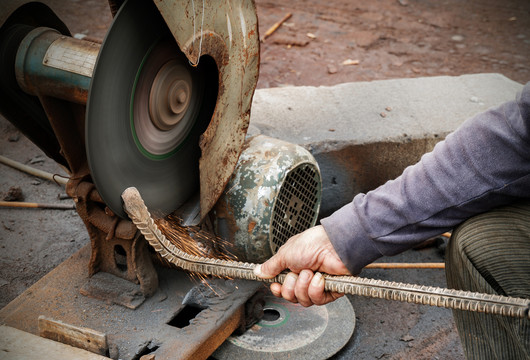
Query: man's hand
253,225,350,307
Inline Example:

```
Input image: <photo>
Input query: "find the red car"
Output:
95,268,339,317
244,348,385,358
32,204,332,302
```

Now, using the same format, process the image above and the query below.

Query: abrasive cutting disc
86,0,216,218
213,294,356,360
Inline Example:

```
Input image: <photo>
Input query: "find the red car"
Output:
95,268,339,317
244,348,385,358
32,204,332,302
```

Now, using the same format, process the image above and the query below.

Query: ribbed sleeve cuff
320,202,383,275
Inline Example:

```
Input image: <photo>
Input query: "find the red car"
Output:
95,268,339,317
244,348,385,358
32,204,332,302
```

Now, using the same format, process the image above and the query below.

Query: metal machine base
0,245,262,360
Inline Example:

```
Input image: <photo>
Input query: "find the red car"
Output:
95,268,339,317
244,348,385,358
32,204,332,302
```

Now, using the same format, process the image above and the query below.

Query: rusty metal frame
0,0,159,296
36,94,159,297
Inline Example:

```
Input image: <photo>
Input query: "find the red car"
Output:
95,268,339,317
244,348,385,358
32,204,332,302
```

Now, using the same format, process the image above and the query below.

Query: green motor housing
213,135,322,263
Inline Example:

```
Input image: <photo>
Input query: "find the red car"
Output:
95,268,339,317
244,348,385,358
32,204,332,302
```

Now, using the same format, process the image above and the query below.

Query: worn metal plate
154,0,260,219
214,135,322,263
212,294,356,360
0,245,261,360
43,36,99,77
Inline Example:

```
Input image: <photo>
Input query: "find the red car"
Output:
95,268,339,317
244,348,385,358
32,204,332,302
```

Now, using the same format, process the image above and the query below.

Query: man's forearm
321,82,530,275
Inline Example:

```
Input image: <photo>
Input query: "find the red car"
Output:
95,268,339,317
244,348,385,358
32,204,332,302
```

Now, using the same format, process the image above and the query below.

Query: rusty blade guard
154,0,260,220
122,187,530,320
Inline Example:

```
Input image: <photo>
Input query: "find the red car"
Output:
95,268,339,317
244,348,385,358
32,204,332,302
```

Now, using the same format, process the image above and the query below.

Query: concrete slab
249,74,524,215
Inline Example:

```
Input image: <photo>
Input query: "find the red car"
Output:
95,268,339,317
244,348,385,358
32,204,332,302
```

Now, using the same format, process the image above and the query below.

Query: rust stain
248,221,256,233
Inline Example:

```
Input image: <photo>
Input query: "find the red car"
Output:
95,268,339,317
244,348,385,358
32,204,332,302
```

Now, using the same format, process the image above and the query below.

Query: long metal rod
365,262,445,269
122,187,529,319
0,155,68,186
0,201,75,210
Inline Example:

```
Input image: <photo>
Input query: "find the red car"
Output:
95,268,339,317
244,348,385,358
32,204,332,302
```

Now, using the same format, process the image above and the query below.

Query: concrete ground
1,73,524,359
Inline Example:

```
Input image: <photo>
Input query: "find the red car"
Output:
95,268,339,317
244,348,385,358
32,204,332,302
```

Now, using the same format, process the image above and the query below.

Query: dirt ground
28,0,530,89
0,0,529,359
256,0,530,87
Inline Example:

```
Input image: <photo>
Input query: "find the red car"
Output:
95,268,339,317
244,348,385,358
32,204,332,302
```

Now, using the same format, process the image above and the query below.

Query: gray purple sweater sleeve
320,82,530,275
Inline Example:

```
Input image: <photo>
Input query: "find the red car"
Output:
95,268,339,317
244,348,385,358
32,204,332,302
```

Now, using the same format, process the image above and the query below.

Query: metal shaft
15,27,99,104
122,187,530,319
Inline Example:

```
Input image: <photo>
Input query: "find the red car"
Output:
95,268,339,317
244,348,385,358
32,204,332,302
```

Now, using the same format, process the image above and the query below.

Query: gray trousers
446,201,530,360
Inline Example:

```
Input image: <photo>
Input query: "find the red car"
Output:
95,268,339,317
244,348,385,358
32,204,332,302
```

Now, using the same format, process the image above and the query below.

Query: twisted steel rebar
122,187,529,319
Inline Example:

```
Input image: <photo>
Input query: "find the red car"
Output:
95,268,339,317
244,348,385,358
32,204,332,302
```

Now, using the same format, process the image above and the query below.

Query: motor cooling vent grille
270,163,321,254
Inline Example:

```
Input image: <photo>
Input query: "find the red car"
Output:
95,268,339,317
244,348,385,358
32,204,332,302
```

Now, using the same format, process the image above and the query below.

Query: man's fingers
270,282,282,298
280,272,298,303
254,254,285,279
307,272,345,305
306,272,325,305
268,272,344,306
294,269,313,307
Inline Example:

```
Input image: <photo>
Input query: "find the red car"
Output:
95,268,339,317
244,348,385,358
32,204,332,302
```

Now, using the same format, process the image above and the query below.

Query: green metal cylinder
214,135,322,263
15,27,99,104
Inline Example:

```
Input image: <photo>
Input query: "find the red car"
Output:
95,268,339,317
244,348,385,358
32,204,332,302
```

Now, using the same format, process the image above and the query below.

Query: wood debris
342,59,360,66
272,34,310,47
261,13,293,41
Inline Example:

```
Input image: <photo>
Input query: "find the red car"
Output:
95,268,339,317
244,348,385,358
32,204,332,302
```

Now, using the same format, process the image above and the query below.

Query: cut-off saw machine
0,1,333,359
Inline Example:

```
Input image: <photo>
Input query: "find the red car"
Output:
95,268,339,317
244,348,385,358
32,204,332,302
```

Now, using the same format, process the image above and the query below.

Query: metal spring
122,187,530,319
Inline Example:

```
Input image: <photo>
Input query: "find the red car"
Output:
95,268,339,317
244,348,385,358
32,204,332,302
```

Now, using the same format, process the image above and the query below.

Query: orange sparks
153,215,237,288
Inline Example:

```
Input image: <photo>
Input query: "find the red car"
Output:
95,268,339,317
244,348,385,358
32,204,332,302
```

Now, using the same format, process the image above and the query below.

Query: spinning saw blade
87,0,258,219
87,0,208,218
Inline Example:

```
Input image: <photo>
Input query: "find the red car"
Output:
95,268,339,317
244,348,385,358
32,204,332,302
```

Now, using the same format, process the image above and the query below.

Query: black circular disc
213,294,356,360
86,0,212,218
